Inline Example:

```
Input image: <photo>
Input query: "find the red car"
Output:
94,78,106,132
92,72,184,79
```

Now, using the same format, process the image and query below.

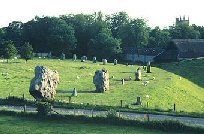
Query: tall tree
148,27,170,48
4,21,23,48
169,24,200,39
2,40,17,62
88,28,121,60
20,42,33,62
106,12,129,38
119,18,149,47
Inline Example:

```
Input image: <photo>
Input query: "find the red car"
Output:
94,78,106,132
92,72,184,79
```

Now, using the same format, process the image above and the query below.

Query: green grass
0,115,191,134
0,58,204,113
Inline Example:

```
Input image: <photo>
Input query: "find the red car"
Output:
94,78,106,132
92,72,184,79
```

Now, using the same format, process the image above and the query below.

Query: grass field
0,115,192,134
0,58,204,113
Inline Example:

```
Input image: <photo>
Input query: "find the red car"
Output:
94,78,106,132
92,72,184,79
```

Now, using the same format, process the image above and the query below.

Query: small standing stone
93,57,97,63
60,53,65,60
147,61,151,73
73,54,77,61
135,67,142,81
102,59,107,65
136,96,142,105
48,52,52,59
114,59,117,65
81,56,87,62
122,79,125,85
72,88,77,97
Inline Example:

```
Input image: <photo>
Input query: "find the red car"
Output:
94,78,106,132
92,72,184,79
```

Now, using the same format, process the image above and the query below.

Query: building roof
172,39,204,58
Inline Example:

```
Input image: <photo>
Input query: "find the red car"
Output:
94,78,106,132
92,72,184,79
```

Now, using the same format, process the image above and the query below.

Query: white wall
126,54,155,62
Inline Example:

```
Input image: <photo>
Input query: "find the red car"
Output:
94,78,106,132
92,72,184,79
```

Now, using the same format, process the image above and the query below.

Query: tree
106,12,129,38
148,27,170,48
88,28,121,60
2,40,17,62
20,42,33,62
119,18,149,48
169,24,200,39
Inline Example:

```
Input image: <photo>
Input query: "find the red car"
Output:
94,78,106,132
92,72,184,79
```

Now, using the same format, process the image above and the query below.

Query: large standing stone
93,69,109,92
135,67,142,81
147,61,151,73
29,66,59,100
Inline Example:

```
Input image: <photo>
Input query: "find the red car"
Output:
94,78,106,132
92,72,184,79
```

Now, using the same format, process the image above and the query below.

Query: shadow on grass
0,61,21,64
57,90,96,94
155,59,204,88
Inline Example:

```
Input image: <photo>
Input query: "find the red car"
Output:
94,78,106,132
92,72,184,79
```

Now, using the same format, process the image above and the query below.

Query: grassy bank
0,58,203,113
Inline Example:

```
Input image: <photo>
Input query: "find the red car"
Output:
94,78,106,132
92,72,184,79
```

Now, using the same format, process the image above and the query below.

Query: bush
106,109,119,119
36,102,52,116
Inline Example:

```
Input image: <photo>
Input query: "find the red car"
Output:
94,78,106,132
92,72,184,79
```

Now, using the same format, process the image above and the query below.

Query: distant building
175,16,189,26
154,39,204,62
123,46,164,63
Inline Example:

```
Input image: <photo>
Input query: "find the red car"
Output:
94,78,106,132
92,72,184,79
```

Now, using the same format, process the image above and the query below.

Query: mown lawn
0,58,204,113
0,115,191,134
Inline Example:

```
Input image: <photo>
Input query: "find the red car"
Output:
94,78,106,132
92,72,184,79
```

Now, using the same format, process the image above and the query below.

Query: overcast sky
0,0,203,28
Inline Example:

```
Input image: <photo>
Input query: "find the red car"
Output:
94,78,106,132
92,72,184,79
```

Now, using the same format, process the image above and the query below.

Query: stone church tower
175,16,189,26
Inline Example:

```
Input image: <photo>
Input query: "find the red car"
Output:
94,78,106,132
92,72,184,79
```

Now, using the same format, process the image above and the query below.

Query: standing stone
60,53,65,60
147,61,151,73
72,88,77,97
73,54,77,61
102,59,107,65
93,69,109,92
136,96,142,105
135,67,142,81
93,57,97,63
122,79,125,85
29,66,59,100
114,59,117,65
48,52,52,59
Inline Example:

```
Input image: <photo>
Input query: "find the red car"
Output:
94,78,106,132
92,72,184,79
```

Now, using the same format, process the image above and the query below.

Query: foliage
20,42,33,62
36,101,52,116
168,24,200,39
2,40,17,61
148,27,170,48
106,109,118,119
88,28,122,60
119,18,149,47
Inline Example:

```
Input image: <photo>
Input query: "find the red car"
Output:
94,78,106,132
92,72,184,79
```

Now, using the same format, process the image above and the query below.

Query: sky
0,0,204,28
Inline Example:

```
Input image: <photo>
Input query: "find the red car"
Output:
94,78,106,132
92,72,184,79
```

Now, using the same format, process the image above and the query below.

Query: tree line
1,11,204,60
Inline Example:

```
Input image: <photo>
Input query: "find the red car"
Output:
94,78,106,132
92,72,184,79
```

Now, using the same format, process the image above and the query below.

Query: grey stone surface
102,59,107,65
73,54,77,61
114,59,117,65
72,88,77,97
81,56,87,62
29,66,59,100
136,96,142,105
93,57,97,63
48,52,52,59
60,53,65,60
93,69,109,92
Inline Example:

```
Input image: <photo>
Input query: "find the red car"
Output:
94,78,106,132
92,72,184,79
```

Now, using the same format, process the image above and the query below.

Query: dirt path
0,105,204,127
